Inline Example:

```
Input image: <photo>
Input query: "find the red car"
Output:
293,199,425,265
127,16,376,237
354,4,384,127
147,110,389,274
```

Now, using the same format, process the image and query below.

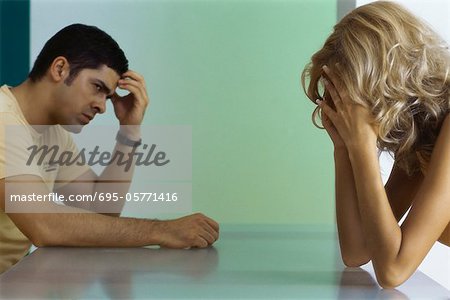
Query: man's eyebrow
93,79,114,97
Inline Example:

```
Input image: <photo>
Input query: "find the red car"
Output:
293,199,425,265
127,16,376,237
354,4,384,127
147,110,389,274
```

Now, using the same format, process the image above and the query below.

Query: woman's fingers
321,109,331,127
322,64,349,104
322,65,342,91
323,77,343,111
316,99,338,126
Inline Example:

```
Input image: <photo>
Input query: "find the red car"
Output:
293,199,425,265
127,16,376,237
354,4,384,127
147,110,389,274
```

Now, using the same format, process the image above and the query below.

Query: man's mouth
81,114,93,124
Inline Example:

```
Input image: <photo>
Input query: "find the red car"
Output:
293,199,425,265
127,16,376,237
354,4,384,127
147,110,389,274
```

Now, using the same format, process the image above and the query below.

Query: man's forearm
92,130,140,215
334,148,370,266
30,203,161,247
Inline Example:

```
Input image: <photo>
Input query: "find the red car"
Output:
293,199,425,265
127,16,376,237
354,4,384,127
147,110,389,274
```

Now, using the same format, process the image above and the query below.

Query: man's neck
10,79,54,128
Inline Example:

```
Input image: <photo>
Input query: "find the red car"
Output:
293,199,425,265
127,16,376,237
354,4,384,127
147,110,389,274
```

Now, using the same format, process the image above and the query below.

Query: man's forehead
86,66,120,87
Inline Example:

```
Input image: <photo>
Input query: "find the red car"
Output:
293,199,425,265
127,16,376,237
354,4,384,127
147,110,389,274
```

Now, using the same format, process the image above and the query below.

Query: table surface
0,225,448,299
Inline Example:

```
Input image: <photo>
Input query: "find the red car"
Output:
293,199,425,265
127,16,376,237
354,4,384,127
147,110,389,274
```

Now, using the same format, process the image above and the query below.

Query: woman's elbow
342,253,371,268
374,265,409,289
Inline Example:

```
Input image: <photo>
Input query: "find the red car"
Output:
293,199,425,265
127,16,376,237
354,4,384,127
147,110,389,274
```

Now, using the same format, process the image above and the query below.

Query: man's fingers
174,213,220,248
193,214,219,241
122,70,145,83
119,70,148,96
191,213,219,233
121,70,147,93
118,77,143,91
203,216,220,233
118,80,148,107
198,228,216,245
194,236,209,248
202,221,219,241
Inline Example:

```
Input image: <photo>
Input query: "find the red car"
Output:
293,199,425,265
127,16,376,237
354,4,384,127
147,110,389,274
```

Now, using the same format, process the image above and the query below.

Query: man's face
53,65,120,133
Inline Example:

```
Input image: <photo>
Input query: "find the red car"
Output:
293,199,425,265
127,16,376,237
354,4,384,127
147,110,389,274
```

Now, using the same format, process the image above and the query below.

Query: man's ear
49,56,70,82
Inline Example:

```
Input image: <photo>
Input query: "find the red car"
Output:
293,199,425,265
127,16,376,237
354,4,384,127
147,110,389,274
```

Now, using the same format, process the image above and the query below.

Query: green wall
129,0,337,224
28,0,337,224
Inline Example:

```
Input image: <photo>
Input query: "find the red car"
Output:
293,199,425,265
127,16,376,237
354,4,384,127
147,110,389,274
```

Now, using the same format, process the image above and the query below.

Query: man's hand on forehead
111,70,149,126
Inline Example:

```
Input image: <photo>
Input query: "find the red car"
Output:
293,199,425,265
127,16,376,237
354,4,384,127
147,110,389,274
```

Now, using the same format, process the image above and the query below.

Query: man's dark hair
29,24,128,84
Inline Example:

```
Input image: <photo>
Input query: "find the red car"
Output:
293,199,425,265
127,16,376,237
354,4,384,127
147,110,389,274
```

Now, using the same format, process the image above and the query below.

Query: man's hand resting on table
156,213,219,248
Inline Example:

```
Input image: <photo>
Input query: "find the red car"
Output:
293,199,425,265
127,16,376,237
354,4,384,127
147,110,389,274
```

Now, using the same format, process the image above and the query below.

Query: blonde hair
301,1,450,175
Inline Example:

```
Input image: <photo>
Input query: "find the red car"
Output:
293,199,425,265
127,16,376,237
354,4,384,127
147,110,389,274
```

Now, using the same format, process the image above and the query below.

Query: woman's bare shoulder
441,113,450,130
428,114,450,163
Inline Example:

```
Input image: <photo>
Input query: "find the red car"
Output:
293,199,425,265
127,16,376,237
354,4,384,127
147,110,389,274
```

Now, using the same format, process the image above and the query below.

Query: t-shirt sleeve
0,113,43,180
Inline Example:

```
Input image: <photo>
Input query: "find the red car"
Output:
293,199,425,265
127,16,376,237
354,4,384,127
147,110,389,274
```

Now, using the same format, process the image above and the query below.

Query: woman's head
302,1,450,174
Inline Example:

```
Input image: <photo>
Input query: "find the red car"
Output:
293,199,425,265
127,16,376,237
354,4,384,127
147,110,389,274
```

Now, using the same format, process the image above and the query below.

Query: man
0,24,219,273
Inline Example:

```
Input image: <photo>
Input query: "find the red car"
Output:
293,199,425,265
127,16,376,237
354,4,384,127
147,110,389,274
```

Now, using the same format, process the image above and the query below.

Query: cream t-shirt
0,85,90,273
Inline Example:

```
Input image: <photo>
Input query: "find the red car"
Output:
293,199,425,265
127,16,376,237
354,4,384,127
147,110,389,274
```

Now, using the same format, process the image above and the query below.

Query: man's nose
92,97,106,114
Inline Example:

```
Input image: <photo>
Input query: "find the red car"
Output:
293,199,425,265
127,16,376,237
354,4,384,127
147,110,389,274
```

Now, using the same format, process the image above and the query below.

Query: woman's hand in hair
320,100,346,150
316,65,377,152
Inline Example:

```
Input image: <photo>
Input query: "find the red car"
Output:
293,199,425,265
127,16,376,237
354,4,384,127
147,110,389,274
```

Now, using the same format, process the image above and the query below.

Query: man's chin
61,124,84,133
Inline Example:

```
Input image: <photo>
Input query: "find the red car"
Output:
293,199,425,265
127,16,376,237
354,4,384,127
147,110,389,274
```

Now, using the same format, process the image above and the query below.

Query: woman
301,1,450,288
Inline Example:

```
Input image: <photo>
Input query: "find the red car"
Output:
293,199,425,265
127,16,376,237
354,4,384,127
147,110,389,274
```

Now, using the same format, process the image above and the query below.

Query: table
0,225,448,299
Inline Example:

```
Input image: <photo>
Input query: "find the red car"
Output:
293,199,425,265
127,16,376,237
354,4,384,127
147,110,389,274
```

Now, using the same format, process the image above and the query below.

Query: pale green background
31,0,336,224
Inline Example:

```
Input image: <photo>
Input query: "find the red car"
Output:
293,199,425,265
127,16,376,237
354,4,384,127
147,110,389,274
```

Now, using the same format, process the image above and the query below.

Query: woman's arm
320,93,371,266
334,148,370,266
319,65,450,288
384,162,423,222
347,126,450,288
325,98,417,267
335,152,423,268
